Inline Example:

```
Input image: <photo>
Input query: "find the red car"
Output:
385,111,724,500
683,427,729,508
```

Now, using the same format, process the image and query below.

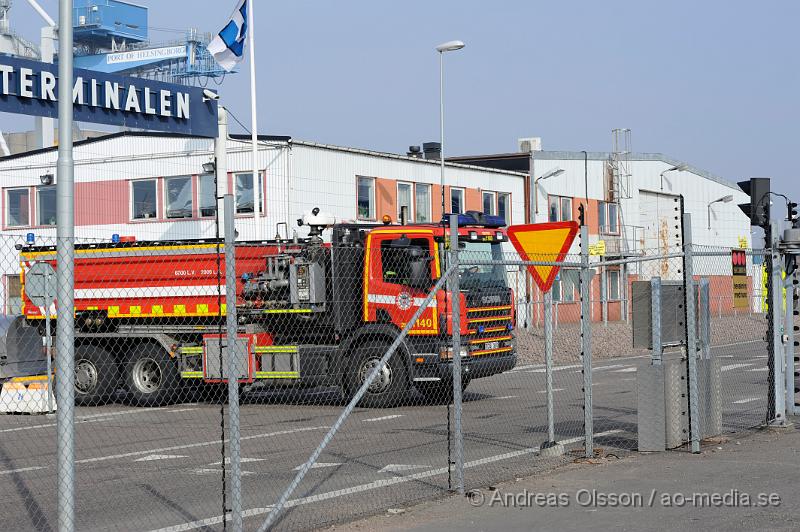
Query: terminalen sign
0,55,218,137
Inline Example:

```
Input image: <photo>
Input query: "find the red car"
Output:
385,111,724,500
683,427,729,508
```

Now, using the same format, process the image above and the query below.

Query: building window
6,188,30,227
482,191,497,215
236,173,263,215
199,174,217,217
37,187,56,226
131,179,157,220
450,187,465,214
5,274,21,315
548,195,572,222
608,202,618,233
165,176,193,219
599,201,619,234
357,176,375,220
608,270,620,300
415,183,431,222
498,192,511,224
562,269,579,302
397,182,413,222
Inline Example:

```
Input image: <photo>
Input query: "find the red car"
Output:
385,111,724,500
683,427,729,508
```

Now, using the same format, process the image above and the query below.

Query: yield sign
507,221,579,292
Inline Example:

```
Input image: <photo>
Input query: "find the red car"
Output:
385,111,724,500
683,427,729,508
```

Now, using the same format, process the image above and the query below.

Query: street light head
539,167,565,181
202,161,216,173
721,195,734,203
436,40,466,53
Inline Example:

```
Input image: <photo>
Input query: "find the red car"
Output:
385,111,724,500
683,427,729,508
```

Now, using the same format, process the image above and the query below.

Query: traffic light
789,201,799,227
737,178,771,227
578,203,585,227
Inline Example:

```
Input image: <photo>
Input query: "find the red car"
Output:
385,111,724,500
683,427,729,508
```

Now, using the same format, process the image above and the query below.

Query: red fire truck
17,210,516,407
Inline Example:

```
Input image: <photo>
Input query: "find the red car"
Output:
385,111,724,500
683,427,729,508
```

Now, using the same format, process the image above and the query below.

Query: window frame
356,175,376,221
198,173,217,218
608,269,621,300
36,186,57,227
164,175,194,220
129,178,158,221
450,187,465,214
5,274,21,315
482,190,497,215
548,194,573,223
234,172,264,216
497,192,511,224
415,183,431,223
6,187,31,228
396,181,414,222
599,201,620,235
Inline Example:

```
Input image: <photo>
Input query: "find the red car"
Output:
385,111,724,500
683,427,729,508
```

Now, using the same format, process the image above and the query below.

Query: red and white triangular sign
507,222,579,292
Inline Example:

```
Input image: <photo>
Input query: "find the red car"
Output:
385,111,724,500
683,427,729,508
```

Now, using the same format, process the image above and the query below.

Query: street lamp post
533,168,565,216
436,40,465,215
660,164,687,191
707,195,734,230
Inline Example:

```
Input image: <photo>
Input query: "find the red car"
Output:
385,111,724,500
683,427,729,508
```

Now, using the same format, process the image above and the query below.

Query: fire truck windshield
447,240,508,288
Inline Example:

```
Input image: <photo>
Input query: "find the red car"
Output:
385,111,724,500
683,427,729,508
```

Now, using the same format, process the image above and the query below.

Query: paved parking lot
0,340,772,531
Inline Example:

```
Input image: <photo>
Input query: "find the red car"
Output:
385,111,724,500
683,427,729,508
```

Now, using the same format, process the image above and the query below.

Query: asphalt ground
0,339,777,531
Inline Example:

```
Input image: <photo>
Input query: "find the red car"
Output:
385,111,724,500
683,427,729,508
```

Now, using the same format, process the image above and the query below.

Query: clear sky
4,0,797,199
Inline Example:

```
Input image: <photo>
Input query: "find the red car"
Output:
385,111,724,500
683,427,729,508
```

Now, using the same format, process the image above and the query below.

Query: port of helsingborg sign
0,55,218,137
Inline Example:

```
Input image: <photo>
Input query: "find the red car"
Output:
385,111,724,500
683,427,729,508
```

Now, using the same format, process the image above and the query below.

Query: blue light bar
26,233,35,245
112,234,120,243
441,210,506,228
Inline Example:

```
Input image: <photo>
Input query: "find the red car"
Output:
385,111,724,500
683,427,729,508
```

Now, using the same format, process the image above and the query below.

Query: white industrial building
0,131,755,321
0,132,528,313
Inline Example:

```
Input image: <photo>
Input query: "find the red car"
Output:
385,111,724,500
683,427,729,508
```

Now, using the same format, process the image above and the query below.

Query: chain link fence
0,217,792,531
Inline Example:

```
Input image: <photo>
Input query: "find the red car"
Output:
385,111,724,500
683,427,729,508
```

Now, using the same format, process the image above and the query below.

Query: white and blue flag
208,0,249,72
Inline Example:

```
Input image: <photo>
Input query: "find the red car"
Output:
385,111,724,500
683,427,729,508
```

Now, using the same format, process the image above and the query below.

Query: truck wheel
416,378,471,404
74,345,119,406
346,341,408,408
124,344,180,407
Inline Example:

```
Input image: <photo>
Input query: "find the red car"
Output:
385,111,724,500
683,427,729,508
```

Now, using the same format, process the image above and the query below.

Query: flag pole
248,0,262,239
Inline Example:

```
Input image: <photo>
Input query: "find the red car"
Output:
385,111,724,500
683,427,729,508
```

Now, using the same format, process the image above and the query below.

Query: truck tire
345,341,408,408
124,343,180,407
416,378,470,404
74,345,120,406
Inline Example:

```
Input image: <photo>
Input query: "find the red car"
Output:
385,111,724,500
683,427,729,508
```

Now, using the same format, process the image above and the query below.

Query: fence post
769,224,787,425
681,213,701,453
56,1,76,529
580,225,593,458
448,214,464,495
544,290,556,445
224,195,243,532
622,262,629,323
651,277,662,366
785,277,796,417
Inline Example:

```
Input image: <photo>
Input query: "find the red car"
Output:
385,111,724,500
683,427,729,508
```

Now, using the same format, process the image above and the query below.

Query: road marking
593,364,630,372
0,466,45,476
733,398,761,404
491,395,518,400
523,364,581,373
748,367,768,372
135,454,187,462
148,429,624,532
210,457,265,466
0,407,174,434
611,367,637,373
537,388,564,394
166,408,198,413
362,414,404,422
76,426,328,464
721,363,753,372
378,464,429,474
191,468,255,476
294,462,341,471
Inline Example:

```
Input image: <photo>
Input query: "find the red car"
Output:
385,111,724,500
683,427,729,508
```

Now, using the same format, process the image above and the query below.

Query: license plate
484,341,499,350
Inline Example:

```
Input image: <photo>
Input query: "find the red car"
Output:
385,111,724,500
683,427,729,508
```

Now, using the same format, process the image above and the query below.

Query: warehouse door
639,190,682,280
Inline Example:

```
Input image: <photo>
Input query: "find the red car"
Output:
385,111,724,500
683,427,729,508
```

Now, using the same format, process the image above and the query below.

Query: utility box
203,336,252,381
632,281,686,348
